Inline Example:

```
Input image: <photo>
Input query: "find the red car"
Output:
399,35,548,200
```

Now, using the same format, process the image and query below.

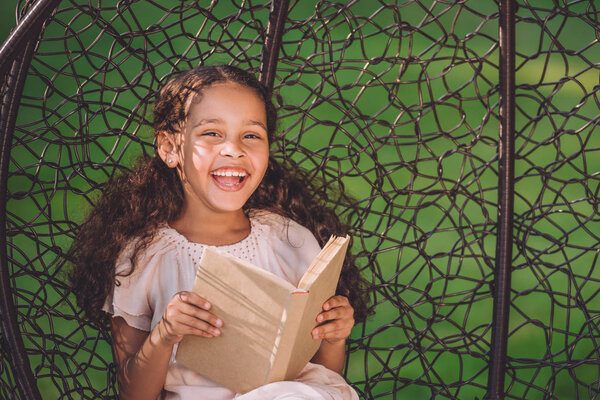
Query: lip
210,167,250,192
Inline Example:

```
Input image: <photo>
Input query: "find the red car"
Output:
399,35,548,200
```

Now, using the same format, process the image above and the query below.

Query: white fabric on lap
234,363,359,400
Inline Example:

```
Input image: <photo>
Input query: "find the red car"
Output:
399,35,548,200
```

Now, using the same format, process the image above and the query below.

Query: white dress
103,211,359,400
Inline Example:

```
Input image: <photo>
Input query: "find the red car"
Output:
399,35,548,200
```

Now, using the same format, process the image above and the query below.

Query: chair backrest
1,1,598,399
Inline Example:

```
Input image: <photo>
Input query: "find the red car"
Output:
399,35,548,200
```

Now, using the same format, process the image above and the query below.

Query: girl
69,65,369,399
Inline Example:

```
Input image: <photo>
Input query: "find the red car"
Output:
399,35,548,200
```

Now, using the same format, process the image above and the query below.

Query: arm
310,295,355,374
111,291,223,400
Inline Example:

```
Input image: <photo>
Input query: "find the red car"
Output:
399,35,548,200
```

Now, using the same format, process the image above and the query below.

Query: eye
244,133,262,139
200,131,219,137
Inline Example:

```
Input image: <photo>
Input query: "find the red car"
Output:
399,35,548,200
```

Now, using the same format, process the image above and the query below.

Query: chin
210,199,251,213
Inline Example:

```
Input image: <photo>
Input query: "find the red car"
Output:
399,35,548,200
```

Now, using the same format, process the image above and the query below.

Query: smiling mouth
210,169,249,190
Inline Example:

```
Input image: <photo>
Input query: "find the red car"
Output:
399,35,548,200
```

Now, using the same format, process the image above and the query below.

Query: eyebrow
190,118,267,131
247,120,268,130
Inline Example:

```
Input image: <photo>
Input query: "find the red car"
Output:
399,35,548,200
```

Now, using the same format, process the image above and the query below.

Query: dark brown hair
68,65,370,325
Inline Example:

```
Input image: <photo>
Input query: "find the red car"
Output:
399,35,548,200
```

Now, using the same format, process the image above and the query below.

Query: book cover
174,235,350,393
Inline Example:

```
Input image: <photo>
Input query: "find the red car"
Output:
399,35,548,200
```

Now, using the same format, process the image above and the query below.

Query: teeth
211,170,247,177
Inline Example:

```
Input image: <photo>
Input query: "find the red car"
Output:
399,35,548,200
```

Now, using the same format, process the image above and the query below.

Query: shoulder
104,231,166,324
114,225,182,276
250,210,321,278
106,225,192,330
248,210,321,285
250,210,320,250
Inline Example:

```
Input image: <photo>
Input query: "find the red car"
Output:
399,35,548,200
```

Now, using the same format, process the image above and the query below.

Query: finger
176,291,212,310
173,322,217,338
317,302,354,323
179,302,223,328
169,313,222,337
312,321,351,340
322,295,350,311
316,307,350,323
163,318,216,338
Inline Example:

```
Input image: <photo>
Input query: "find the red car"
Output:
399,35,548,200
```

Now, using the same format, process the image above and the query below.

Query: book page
297,235,349,291
284,235,350,378
266,291,310,383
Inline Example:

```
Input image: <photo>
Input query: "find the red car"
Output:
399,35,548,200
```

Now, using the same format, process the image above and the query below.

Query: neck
170,204,250,246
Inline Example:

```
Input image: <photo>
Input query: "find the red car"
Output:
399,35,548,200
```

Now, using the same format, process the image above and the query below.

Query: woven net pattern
508,3,599,399
1,0,599,399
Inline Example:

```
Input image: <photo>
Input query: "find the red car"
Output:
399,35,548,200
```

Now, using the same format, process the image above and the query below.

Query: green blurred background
1,0,19,43
1,1,598,399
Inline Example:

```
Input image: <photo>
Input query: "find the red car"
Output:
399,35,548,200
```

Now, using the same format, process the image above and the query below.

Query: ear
157,132,179,168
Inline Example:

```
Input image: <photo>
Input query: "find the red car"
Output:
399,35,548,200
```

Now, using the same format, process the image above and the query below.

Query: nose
219,138,245,158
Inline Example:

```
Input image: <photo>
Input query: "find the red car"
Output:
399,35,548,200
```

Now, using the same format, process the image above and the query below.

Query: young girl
69,65,369,399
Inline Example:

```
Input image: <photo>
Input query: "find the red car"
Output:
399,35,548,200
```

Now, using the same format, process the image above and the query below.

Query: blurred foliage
0,0,19,43
1,0,599,399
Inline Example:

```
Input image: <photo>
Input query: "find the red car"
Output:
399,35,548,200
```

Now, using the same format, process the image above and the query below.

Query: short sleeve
102,231,196,333
102,241,155,331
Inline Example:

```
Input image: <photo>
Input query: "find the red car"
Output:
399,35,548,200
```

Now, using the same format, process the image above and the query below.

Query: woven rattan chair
1,1,598,399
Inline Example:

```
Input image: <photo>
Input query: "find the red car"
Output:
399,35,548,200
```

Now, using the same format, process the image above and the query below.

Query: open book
174,235,350,393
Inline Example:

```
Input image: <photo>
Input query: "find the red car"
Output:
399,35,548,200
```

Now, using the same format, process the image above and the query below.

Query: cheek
191,144,213,171
254,149,270,176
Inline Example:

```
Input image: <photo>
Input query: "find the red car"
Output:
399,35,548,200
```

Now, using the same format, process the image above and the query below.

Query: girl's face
160,82,270,215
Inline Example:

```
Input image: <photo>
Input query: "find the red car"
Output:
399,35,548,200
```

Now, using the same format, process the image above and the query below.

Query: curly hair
68,65,370,326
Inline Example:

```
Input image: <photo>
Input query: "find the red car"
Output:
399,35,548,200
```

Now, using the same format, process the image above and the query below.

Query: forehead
186,82,266,120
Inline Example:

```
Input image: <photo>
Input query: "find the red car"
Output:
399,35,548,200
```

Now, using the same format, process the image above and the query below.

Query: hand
311,295,354,344
156,291,223,346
